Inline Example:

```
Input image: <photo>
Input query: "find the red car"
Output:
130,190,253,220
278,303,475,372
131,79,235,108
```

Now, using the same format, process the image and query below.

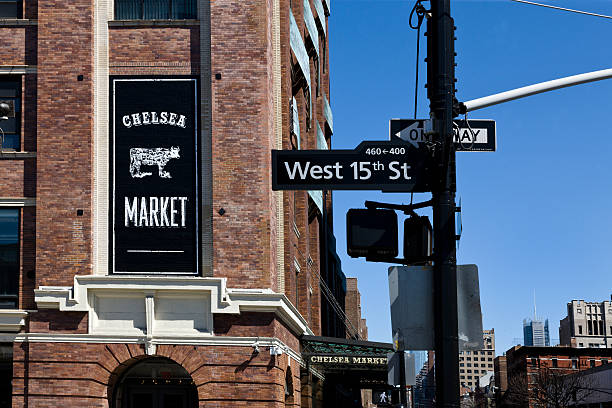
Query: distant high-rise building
559,297,612,348
458,329,495,390
523,318,550,346
523,291,550,347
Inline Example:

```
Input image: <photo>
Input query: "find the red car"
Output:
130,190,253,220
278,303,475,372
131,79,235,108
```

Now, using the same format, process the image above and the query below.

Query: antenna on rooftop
533,289,537,321
511,0,612,20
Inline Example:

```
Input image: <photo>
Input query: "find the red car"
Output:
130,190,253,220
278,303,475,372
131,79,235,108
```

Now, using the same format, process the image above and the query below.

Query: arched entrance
112,357,198,408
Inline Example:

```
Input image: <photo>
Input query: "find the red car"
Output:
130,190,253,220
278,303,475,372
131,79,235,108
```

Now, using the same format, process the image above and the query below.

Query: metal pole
399,351,407,407
462,67,612,112
427,0,459,406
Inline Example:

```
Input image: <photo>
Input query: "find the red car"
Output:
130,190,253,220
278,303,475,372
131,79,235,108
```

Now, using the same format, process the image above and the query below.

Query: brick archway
109,356,198,408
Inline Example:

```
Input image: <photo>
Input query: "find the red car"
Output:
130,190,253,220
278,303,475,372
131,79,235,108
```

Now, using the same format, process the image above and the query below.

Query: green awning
290,10,311,90
300,336,393,360
313,0,326,37
304,0,319,57
292,96,300,149
323,92,333,134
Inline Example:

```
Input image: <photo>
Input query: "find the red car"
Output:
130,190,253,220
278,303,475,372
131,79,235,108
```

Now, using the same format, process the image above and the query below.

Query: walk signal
346,209,398,259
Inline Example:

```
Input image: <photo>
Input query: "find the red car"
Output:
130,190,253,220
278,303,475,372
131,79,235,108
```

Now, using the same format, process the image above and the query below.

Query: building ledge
34,275,313,337
0,65,36,74
0,310,28,332
0,197,35,207
0,151,36,159
109,19,199,27
0,19,37,26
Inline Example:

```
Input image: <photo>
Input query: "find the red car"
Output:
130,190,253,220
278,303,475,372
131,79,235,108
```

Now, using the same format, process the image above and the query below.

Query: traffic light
346,208,398,259
404,216,432,259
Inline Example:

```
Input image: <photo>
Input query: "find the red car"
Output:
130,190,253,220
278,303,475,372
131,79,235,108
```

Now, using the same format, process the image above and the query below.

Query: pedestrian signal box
346,209,398,259
404,216,432,259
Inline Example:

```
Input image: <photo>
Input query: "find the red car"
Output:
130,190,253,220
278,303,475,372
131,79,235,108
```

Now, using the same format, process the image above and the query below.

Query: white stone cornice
0,310,28,332
34,275,314,336
228,289,313,336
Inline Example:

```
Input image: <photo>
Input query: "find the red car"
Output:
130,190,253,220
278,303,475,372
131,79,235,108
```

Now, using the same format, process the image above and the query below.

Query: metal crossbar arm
364,199,433,214
462,68,612,112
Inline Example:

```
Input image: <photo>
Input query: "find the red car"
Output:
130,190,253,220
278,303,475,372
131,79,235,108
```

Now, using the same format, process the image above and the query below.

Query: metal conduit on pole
462,68,612,112
427,0,459,406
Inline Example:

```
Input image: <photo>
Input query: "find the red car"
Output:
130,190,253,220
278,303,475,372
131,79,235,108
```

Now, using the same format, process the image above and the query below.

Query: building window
571,358,577,369
0,209,19,308
115,0,196,20
579,342,583,347
0,77,21,151
0,0,21,18
552,358,558,368
0,344,12,408
578,325,583,334
588,320,593,335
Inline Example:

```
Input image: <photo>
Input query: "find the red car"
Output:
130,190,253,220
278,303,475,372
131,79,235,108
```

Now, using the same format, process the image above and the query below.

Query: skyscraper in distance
523,291,550,346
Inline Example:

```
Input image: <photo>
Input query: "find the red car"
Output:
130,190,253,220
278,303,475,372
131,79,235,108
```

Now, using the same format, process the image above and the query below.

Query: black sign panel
272,141,434,192
390,118,497,151
110,78,199,275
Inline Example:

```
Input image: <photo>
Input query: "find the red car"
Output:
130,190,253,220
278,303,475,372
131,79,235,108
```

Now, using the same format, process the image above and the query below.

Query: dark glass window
0,78,21,151
115,0,196,19
0,344,12,408
0,0,21,18
0,209,19,308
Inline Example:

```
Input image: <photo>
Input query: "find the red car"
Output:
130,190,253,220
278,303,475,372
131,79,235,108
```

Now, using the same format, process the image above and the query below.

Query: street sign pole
428,0,460,406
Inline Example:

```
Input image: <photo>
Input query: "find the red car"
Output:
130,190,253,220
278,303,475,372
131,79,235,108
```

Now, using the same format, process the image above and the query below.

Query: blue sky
329,0,612,355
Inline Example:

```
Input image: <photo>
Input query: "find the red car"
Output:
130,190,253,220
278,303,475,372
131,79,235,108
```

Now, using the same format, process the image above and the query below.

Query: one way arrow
395,121,423,148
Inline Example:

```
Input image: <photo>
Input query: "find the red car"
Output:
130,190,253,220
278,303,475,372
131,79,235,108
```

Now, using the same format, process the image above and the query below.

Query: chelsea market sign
110,77,200,275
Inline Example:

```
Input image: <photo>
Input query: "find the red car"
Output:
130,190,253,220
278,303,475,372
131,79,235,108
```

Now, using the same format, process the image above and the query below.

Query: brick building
499,345,612,408
0,0,385,406
345,277,367,341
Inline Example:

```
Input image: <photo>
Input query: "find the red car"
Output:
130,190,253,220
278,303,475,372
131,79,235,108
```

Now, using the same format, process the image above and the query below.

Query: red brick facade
502,346,612,408
0,0,338,406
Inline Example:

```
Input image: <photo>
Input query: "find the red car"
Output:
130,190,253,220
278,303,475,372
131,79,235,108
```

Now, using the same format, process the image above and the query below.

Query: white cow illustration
129,146,180,179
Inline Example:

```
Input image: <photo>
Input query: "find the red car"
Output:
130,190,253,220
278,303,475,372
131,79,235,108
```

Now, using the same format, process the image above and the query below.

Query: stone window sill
0,309,28,332
0,151,36,159
109,19,199,27
0,19,37,27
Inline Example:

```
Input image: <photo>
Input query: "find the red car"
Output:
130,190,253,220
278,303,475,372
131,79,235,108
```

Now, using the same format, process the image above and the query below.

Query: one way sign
389,119,496,152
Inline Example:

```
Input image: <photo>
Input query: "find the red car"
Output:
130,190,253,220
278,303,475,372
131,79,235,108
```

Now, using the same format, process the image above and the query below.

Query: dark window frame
0,76,22,151
114,0,197,20
0,208,20,309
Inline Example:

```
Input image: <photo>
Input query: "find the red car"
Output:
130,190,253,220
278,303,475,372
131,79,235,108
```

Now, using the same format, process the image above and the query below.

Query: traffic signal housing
346,208,398,259
403,216,432,259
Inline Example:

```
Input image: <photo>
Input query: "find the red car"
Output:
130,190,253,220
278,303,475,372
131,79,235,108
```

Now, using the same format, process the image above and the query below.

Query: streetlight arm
462,68,612,112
